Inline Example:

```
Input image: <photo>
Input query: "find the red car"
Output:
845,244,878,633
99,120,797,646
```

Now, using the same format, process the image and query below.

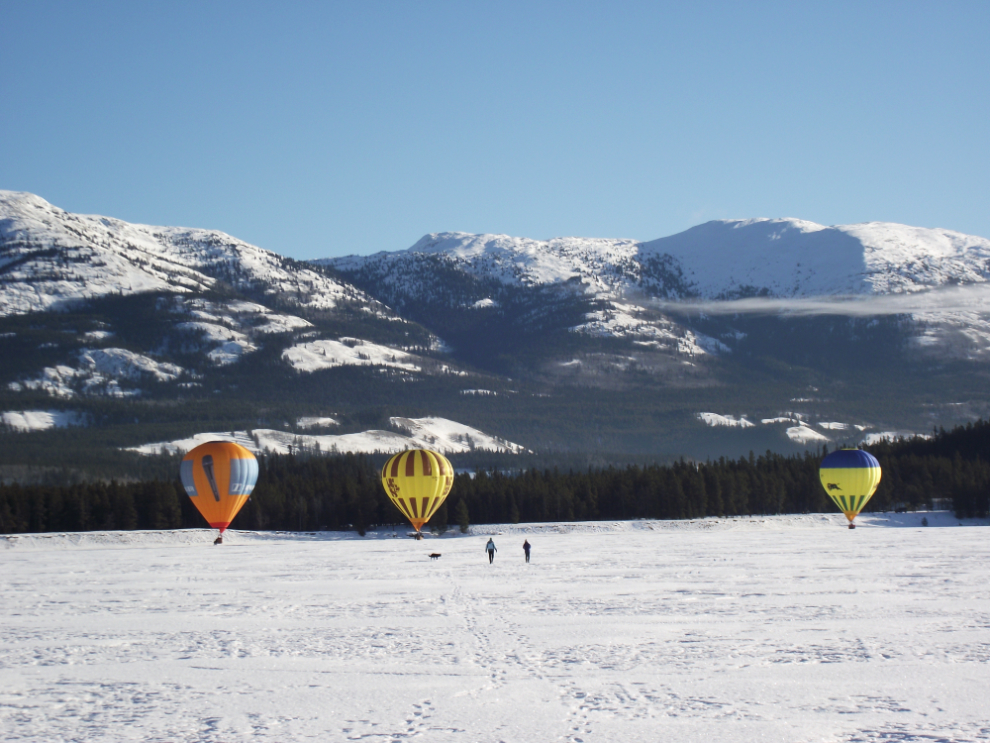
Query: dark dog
429,553,441,560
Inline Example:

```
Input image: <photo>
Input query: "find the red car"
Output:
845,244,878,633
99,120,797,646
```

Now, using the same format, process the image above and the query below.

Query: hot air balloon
819,448,881,529
381,449,453,534
180,441,259,542
436,451,454,500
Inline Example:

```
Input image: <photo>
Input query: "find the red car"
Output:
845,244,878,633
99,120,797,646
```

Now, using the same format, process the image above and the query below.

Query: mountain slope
327,218,990,302
324,219,990,371
0,190,377,317
2,192,990,468
640,218,990,298
0,191,455,403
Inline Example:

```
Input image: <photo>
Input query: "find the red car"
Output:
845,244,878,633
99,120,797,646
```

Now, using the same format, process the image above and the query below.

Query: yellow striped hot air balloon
436,451,454,500
819,448,881,529
381,449,453,533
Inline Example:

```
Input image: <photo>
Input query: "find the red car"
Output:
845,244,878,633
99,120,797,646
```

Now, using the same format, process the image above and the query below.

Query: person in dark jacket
485,538,497,564
522,539,531,563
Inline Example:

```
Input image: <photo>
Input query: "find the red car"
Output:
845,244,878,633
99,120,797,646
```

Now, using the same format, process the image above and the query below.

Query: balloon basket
848,523,856,529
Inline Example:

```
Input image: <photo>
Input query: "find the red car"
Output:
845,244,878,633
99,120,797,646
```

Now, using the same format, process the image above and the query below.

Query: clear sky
2,1,988,259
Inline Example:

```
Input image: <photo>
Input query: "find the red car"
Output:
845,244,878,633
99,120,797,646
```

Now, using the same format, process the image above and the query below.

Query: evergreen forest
2,420,988,536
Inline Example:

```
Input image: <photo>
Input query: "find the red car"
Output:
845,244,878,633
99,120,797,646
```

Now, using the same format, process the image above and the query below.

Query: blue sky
2,1,988,259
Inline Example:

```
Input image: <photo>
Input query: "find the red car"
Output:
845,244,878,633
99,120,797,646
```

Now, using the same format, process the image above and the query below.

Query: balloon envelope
819,448,881,524
180,441,258,533
381,449,453,532
436,451,454,500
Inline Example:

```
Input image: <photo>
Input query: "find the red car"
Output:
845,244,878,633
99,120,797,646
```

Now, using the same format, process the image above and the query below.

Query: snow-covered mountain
327,218,990,302
324,219,990,363
0,190,378,317
641,218,990,298
3,191,990,461
0,191,453,399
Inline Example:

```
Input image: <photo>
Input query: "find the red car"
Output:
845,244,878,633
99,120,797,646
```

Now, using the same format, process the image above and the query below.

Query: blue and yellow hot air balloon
819,448,881,529
381,449,453,533
180,441,258,540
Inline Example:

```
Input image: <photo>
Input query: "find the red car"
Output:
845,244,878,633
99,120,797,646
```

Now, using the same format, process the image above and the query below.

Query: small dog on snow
429,553,441,560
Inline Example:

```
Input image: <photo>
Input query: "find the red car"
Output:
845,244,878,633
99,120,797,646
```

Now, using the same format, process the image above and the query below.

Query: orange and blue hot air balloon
819,448,881,529
180,441,258,539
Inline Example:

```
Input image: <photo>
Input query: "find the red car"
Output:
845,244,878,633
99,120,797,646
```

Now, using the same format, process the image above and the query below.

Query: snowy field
3,512,989,742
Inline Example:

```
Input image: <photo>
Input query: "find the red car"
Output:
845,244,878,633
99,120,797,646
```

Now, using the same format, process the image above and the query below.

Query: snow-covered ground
2,513,988,742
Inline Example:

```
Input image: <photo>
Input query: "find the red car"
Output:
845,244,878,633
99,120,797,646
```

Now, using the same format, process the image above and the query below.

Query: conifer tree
456,499,470,533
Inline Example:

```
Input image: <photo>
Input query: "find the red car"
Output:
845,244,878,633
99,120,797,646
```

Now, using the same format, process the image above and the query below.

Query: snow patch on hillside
176,298,311,336
1,410,85,432
8,348,184,398
785,424,830,445
127,417,526,456
862,431,931,445
282,339,422,373
571,305,725,354
296,416,338,429
390,416,528,453
170,297,315,365
705,413,887,445
176,322,257,365
128,430,258,456
698,413,755,428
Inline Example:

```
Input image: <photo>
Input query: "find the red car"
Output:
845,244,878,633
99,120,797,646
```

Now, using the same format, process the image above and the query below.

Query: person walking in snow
522,539,531,563
485,538,497,564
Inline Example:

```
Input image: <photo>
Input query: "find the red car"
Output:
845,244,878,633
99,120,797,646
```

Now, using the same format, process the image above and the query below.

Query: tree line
2,420,988,535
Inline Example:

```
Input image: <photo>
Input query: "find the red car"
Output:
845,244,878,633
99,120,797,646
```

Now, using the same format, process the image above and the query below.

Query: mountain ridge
0,190,382,318
327,217,990,301
2,190,990,467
